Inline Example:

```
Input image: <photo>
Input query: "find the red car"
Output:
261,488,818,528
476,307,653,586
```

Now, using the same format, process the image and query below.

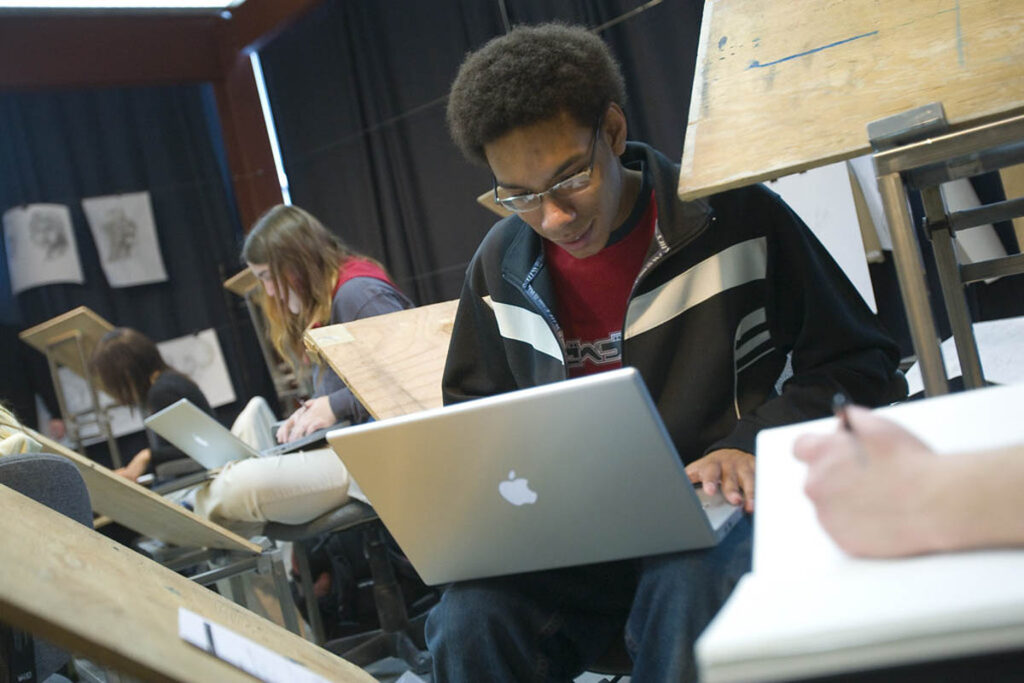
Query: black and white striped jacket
442,142,904,463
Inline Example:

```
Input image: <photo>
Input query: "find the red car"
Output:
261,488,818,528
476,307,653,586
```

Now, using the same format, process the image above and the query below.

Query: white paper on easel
3,204,85,294
158,329,236,407
81,191,168,288
765,161,877,312
56,366,145,440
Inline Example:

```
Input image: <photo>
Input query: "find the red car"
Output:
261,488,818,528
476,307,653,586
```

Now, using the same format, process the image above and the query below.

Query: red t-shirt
544,191,657,377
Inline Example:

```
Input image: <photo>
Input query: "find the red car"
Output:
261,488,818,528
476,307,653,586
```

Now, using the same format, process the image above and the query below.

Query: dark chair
0,452,93,682
588,637,632,682
264,500,433,675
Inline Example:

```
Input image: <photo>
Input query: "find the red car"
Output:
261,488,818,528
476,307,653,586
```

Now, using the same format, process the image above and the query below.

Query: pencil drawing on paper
29,209,71,260
100,208,138,262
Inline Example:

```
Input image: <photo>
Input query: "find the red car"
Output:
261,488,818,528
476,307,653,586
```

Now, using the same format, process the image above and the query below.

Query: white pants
192,397,351,532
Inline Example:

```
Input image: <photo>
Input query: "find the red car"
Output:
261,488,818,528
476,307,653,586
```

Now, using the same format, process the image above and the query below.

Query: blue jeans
425,515,752,682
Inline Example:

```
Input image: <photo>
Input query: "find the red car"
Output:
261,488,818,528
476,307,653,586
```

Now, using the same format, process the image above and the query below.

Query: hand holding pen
793,401,957,557
831,392,868,466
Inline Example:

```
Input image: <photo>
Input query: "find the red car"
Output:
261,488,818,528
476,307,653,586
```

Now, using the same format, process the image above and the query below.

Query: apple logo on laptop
193,435,210,448
499,470,537,506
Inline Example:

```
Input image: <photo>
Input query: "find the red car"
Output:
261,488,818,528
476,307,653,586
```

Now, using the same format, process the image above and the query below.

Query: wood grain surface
679,0,1024,200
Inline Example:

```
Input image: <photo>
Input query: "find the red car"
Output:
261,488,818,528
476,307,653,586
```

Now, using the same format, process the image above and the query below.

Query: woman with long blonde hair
194,204,413,531
243,204,412,441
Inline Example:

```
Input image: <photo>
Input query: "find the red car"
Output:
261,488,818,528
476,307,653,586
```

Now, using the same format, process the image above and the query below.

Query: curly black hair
447,23,627,166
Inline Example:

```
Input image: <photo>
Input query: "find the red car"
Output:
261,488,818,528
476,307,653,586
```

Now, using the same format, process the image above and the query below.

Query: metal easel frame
870,104,1024,397
44,329,123,468
136,536,302,637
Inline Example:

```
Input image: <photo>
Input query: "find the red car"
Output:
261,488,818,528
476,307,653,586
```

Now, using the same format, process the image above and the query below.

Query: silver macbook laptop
144,398,335,470
326,367,742,585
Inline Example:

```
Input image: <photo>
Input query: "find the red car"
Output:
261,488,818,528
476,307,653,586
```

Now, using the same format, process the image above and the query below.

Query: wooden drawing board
19,306,114,377
476,189,513,218
29,428,260,554
0,484,374,683
304,299,459,420
679,0,1024,200
224,268,259,297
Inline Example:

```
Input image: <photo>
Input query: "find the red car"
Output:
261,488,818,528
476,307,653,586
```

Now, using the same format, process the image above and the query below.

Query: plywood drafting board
679,0,1024,200
0,484,374,683
29,428,260,553
20,306,114,377
224,268,259,297
476,189,513,218
304,299,459,420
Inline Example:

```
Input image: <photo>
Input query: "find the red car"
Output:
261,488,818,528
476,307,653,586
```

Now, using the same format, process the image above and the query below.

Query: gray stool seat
0,452,93,682
264,500,432,675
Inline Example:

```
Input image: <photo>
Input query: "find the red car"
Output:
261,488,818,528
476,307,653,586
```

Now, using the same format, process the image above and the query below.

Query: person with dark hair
91,327,213,481
433,23,907,681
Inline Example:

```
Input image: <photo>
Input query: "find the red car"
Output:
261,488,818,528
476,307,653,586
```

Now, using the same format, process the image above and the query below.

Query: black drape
257,0,704,305
0,83,276,446
260,0,1022,362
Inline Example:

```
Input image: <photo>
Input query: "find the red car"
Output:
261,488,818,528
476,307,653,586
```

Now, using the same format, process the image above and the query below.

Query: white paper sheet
56,366,145,439
158,328,236,408
904,316,1024,396
3,204,85,294
81,191,168,288
765,161,876,312
697,383,1024,682
178,607,331,683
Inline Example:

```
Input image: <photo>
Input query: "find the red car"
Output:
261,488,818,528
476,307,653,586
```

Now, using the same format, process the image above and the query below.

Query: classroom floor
366,657,630,683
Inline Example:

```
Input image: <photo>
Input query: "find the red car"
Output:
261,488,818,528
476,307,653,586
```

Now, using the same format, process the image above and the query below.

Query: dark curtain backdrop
0,83,276,443
257,0,704,306
259,0,1022,362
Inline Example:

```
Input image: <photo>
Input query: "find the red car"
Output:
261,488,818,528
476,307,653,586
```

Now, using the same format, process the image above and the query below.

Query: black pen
832,392,867,465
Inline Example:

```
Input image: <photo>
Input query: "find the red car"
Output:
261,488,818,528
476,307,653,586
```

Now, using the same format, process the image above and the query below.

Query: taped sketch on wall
3,203,85,294
158,328,236,408
82,191,168,288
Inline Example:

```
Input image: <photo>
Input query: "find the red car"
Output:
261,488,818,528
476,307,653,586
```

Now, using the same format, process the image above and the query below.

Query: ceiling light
0,1,244,8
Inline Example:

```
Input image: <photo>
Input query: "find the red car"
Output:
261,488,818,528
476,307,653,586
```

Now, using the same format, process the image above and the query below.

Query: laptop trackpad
696,486,742,530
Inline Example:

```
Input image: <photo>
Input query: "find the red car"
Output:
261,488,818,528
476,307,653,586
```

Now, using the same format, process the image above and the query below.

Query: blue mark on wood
718,36,728,50
955,0,965,67
747,30,879,69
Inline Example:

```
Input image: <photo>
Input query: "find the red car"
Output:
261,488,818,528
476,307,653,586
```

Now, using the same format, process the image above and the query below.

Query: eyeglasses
493,118,602,214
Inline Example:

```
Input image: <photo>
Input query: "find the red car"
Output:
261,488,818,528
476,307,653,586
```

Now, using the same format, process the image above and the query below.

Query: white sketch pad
3,203,85,294
81,191,168,288
158,328,236,408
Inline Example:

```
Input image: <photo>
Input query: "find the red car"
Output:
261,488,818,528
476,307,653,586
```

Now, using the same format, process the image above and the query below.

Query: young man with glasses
433,23,906,682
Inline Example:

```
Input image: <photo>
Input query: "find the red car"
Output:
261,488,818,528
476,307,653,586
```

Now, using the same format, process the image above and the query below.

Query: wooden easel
476,189,513,218
304,299,459,420
19,306,122,466
678,0,1024,396
224,268,312,410
0,484,374,682
26,427,305,634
